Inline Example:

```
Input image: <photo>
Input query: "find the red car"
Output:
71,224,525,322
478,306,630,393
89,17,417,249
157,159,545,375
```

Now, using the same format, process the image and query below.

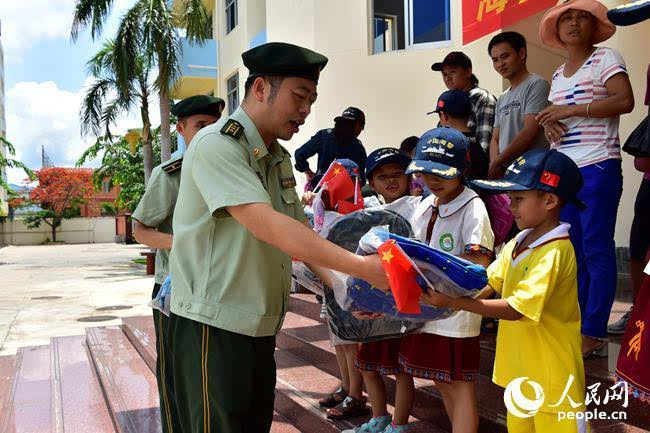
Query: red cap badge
540,170,560,187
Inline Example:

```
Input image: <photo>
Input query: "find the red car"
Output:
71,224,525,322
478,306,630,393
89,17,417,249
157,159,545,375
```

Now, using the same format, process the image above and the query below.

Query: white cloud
5,79,160,184
0,0,133,64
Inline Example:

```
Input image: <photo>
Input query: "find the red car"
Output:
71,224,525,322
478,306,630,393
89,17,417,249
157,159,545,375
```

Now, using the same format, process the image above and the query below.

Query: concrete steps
280,305,507,433
1,345,54,433
0,291,646,433
85,325,161,433
51,335,116,433
286,293,650,433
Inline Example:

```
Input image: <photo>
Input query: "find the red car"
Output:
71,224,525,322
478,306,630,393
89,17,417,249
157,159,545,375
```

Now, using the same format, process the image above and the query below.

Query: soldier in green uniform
132,94,224,433
167,42,388,433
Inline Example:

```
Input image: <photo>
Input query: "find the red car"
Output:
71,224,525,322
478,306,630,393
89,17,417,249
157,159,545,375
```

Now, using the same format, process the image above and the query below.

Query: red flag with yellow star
318,161,363,214
377,239,422,314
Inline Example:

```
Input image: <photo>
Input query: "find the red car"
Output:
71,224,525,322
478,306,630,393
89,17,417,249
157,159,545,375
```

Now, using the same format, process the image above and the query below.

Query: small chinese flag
317,161,346,188
377,240,422,314
540,170,560,187
322,163,360,213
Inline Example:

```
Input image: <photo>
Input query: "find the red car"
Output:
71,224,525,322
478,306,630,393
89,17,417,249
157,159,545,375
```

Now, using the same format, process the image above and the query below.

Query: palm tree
71,0,212,162
80,39,156,184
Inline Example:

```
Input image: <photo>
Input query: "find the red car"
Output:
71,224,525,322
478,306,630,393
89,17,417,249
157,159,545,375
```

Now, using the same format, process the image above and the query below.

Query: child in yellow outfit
421,149,588,433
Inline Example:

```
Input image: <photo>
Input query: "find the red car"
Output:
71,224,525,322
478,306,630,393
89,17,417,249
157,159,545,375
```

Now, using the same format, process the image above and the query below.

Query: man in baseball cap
295,106,368,188
431,52,497,153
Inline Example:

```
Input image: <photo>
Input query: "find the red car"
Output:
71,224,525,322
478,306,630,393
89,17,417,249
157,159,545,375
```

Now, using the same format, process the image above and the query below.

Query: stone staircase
0,293,647,433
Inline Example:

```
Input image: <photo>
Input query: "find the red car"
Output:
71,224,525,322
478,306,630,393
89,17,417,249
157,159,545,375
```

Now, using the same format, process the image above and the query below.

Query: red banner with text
463,0,559,45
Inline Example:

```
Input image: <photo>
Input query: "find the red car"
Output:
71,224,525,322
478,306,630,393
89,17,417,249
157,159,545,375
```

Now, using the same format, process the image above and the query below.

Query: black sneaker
607,309,632,335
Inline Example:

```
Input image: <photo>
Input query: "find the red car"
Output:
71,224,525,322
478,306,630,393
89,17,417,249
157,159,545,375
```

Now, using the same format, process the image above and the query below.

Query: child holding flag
346,148,415,432
395,127,494,433
359,128,493,432
422,149,587,433
313,159,370,420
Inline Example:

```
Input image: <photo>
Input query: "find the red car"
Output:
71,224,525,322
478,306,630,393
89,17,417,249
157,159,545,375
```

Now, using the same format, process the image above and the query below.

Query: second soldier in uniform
132,94,224,433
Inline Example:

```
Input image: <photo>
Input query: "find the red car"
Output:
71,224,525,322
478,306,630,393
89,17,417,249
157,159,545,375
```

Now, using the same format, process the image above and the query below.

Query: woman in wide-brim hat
536,0,635,359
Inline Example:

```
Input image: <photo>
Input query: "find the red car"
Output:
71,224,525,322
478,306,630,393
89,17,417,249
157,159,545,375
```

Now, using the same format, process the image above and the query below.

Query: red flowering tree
24,168,95,242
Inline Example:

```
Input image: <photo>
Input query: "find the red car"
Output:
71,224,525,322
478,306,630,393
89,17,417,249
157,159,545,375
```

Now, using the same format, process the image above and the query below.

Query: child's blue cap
427,89,472,117
471,149,586,209
405,127,469,179
365,148,411,180
334,158,361,178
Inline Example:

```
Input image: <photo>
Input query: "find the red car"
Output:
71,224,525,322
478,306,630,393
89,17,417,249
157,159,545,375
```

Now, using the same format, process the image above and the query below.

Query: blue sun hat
405,127,470,179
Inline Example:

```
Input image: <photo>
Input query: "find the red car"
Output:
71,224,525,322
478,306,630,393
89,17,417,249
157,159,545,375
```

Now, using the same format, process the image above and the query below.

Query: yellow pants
507,411,589,433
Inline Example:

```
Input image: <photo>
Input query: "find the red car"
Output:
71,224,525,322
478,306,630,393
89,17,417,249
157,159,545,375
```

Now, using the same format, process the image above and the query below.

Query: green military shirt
132,160,181,285
169,107,306,337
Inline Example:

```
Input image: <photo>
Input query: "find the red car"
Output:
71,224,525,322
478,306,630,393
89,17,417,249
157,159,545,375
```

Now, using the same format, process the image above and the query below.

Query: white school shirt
549,47,628,167
409,187,494,337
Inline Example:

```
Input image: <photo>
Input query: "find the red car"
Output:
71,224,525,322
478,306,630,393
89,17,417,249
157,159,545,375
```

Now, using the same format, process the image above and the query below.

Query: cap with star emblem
171,95,225,119
242,42,329,84
405,127,470,179
471,149,586,209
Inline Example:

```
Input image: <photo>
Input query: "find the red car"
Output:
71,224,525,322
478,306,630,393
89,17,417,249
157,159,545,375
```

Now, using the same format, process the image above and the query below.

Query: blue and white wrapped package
346,228,489,321
148,275,172,316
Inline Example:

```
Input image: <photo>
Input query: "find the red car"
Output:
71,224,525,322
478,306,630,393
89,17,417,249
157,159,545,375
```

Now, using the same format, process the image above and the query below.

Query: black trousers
152,283,183,433
167,312,277,433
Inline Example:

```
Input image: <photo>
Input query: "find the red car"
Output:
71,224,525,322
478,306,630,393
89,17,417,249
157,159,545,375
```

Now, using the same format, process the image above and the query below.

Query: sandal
326,395,370,420
318,386,348,408
582,339,608,359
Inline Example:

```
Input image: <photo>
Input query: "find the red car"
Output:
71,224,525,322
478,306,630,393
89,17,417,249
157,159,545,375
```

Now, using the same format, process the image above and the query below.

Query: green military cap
171,95,225,118
242,42,328,84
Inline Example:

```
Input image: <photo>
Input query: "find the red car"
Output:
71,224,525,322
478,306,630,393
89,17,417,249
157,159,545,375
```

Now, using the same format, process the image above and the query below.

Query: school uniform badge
439,233,454,252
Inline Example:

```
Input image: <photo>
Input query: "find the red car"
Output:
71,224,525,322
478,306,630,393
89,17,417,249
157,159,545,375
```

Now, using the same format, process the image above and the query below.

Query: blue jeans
561,159,623,339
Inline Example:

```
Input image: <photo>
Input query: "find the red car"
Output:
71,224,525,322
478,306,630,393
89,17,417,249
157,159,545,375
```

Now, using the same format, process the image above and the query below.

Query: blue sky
1,0,159,183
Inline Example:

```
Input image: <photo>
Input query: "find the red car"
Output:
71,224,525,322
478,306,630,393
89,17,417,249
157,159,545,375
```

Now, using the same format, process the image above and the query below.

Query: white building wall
0,217,117,245
0,21,8,218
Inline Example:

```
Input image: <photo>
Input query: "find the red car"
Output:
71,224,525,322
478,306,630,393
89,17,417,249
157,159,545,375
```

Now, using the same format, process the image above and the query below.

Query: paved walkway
0,243,154,356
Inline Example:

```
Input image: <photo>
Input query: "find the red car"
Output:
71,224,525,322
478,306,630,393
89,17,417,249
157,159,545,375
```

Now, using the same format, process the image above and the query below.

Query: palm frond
71,0,116,41
141,0,181,91
76,136,110,167
100,89,135,137
87,39,116,77
176,0,211,45
0,153,34,180
80,78,115,137
113,2,145,93
0,136,17,155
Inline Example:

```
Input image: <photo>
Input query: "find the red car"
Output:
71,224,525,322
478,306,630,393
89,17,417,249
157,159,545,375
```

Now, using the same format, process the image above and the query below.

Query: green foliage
71,0,212,160
78,131,163,213
1,136,34,216
100,202,118,216
1,136,35,187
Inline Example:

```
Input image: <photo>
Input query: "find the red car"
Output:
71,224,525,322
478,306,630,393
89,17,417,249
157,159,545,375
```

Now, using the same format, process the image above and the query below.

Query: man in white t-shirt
488,31,550,179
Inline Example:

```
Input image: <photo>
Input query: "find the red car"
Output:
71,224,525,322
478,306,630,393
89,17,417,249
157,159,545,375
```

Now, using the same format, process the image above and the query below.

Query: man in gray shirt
488,32,550,178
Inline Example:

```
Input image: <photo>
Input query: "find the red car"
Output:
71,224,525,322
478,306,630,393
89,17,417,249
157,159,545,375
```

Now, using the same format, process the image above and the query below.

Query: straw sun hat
540,0,616,49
